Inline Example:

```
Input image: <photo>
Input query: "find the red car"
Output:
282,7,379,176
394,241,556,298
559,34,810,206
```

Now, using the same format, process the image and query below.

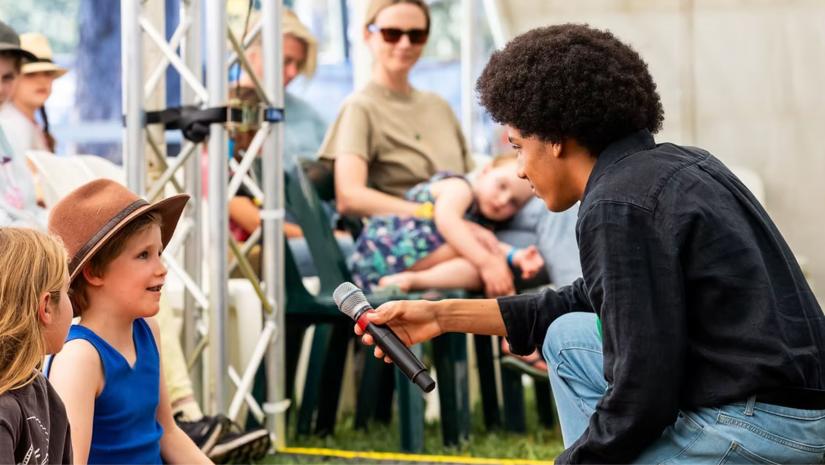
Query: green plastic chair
283,166,475,450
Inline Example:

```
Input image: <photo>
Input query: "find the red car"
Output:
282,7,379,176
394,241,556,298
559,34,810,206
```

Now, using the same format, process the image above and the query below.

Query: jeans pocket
719,442,780,465
716,411,825,464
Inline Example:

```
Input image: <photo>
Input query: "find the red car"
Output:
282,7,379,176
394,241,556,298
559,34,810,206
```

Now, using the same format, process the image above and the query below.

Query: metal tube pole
205,0,229,414
180,0,203,403
460,0,475,152
261,0,286,446
121,0,145,193
352,2,370,90
481,0,509,48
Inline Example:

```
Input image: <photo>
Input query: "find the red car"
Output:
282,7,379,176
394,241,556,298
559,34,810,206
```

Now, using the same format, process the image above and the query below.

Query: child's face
42,273,73,354
14,70,55,109
473,162,534,221
0,56,18,103
98,224,167,318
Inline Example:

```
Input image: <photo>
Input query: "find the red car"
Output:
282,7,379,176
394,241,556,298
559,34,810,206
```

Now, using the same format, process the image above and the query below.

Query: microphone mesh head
333,282,368,319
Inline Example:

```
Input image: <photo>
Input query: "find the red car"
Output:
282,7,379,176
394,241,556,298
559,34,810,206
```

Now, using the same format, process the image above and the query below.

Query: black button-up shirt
498,130,825,464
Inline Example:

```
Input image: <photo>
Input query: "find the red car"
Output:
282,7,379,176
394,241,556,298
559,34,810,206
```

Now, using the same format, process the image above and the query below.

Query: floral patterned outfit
350,172,482,291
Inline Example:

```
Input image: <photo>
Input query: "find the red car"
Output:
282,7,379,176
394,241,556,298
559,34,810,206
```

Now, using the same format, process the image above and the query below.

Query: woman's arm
146,318,213,464
48,340,103,465
228,196,262,234
334,154,421,217
228,196,303,238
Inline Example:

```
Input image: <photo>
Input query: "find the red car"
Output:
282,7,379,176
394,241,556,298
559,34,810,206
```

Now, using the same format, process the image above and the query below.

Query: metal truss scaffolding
120,0,287,447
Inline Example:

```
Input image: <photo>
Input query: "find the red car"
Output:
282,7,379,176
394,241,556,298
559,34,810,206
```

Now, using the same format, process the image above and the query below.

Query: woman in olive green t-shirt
319,0,514,296
318,0,475,219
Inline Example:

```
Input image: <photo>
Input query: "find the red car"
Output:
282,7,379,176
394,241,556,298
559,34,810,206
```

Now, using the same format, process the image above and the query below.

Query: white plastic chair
27,151,93,207
77,154,126,184
26,150,125,208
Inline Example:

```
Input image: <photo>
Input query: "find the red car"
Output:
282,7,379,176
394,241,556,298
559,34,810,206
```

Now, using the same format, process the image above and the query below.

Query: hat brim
68,193,190,282
0,44,37,62
21,62,67,78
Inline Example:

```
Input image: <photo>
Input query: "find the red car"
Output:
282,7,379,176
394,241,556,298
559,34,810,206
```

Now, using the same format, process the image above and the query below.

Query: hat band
69,198,149,273
33,58,54,64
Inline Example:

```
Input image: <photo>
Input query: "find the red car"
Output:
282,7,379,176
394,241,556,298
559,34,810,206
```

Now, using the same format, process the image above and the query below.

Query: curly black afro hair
477,24,664,156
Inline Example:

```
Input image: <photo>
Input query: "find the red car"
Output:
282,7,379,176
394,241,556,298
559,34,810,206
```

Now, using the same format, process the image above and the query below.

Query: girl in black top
0,228,73,463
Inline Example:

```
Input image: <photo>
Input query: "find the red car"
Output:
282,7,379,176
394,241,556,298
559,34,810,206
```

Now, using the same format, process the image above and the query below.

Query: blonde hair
0,228,68,395
491,152,518,167
244,9,318,79
70,212,162,316
364,0,431,30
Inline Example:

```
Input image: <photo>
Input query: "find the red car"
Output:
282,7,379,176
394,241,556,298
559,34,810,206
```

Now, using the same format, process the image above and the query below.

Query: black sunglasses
368,24,429,45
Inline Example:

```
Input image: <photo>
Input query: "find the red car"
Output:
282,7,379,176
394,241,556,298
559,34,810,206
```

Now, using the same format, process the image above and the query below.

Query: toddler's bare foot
378,272,415,292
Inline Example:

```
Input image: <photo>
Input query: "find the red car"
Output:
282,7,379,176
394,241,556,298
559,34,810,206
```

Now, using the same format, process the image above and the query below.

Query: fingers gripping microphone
334,282,436,393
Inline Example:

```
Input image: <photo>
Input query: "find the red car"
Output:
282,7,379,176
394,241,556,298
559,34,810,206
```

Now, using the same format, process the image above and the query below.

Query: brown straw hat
48,179,189,282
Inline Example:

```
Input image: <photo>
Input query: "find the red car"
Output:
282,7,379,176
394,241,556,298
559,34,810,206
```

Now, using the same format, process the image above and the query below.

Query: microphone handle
365,321,436,393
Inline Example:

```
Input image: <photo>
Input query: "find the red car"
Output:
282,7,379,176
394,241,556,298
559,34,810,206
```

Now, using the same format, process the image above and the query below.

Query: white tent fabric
493,0,825,297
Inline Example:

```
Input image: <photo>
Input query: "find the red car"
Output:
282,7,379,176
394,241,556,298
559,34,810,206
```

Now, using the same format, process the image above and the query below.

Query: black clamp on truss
142,102,284,143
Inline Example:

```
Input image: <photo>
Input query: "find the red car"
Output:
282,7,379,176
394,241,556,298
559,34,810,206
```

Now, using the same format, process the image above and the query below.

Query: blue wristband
506,248,517,267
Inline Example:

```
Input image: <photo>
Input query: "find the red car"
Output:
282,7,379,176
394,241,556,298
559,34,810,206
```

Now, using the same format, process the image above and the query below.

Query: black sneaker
208,421,271,464
174,413,228,453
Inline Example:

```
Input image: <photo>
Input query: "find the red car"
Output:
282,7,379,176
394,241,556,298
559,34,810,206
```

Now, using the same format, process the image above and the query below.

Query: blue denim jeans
542,312,825,464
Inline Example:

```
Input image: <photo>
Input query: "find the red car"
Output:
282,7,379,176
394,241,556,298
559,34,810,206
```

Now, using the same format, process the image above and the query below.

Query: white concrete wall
492,0,825,300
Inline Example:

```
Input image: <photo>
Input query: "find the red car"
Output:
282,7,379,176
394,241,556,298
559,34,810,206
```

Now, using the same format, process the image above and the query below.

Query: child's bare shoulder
52,338,102,371
49,338,104,395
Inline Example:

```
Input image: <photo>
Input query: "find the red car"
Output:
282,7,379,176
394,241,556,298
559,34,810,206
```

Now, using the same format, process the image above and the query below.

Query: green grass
259,387,564,464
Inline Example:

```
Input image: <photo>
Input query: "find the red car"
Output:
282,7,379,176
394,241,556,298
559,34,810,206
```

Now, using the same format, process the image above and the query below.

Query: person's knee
542,312,599,363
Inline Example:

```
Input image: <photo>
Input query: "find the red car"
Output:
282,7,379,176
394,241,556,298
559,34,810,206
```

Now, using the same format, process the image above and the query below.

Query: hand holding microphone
333,282,436,393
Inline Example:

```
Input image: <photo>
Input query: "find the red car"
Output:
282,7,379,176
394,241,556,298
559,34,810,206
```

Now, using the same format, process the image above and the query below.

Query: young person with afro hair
352,24,825,464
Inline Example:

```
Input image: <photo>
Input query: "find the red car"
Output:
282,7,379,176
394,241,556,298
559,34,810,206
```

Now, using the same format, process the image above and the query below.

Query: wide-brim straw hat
48,179,189,282
19,32,67,78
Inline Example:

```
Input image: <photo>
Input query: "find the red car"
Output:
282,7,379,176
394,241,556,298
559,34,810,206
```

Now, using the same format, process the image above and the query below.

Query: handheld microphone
333,282,436,393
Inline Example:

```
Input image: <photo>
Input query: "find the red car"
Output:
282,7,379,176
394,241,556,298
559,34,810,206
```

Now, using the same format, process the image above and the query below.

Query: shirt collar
366,80,417,102
582,130,656,202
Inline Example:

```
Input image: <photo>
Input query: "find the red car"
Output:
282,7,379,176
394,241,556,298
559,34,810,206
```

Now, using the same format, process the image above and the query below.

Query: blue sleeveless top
56,318,164,464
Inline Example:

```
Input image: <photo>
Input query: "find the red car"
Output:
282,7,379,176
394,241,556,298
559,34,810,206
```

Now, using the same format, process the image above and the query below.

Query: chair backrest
26,150,94,207
77,155,125,185
26,151,125,208
284,166,352,293
282,235,316,306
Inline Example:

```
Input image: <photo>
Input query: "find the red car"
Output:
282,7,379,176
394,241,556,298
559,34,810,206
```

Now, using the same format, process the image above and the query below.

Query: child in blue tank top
46,179,211,464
